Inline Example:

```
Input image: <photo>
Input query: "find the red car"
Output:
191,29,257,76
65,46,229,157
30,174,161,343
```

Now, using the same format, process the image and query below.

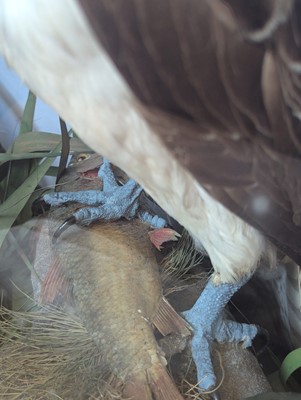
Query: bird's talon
53,216,77,243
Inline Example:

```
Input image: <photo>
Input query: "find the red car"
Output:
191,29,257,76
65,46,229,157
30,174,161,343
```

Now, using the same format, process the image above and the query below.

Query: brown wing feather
79,0,301,264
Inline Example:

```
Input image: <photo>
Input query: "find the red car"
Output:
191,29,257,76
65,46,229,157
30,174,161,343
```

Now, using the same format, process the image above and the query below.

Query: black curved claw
52,216,77,244
31,196,50,216
252,326,269,356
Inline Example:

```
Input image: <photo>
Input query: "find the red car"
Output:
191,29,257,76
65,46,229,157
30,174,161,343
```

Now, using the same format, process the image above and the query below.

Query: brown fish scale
51,217,183,399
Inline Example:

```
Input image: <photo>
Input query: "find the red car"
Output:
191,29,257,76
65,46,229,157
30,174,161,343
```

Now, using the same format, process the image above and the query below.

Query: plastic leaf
0,143,61,249
280,348,301,384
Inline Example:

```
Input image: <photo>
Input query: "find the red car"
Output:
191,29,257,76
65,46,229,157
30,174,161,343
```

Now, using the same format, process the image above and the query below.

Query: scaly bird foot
182,273,258,393
43,159,166,227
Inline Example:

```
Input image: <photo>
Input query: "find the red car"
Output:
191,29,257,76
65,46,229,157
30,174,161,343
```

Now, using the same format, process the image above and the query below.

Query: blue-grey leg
182,273,258,393
138,211,166,228
43,159,142,224
43,159,167,227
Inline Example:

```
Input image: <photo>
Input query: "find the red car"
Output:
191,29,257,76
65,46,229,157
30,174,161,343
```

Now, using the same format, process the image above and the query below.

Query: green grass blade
5,91,38,199
13,131,92,154
19,91,36,135
280,347,301,384
0,143,61,249
0,152,60,163
46,166,60,177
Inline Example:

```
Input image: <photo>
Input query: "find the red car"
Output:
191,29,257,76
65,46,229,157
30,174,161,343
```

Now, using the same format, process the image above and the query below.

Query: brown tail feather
123,363,184,400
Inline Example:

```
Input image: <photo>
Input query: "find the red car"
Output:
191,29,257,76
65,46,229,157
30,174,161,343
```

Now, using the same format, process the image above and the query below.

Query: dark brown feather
79,0,301,264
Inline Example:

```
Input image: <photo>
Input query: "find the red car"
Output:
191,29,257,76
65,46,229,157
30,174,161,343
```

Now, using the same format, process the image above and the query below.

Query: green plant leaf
0,143,61,249
0,152,60,163
0,130,91,167
19,91,39,180
13,131,92,154
4,91,37,200
19,91,36,135
46,166,60,177
280,348,301,384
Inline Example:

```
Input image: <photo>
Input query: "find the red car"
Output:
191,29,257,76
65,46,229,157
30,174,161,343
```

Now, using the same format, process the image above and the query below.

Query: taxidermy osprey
1,0,301,396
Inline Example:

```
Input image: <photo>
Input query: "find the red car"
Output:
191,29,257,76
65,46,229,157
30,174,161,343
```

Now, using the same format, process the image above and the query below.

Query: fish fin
40,257,72,304
153,297,191,337
123,364,184,400
148,228,180,251
148,363,184,400
122,373,153,400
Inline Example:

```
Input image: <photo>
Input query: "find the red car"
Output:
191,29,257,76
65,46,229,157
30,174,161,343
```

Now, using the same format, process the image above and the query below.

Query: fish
41,206,190,400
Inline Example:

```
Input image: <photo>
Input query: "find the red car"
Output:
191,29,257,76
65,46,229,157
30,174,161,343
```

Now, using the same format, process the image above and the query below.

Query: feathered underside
78,0,301,265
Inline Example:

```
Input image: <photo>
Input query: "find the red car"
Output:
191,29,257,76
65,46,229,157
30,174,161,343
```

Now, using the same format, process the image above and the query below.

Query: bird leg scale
182,273,258,393
43,159,167,227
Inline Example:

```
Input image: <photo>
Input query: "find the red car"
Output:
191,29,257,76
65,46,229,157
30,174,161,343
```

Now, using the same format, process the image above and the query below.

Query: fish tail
123,363,184,400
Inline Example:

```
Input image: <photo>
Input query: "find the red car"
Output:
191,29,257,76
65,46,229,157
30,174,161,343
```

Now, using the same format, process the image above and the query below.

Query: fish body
46,211,185,400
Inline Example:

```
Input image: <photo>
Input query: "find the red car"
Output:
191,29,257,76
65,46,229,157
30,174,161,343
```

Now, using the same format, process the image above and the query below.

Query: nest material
161,230,206,295
0,305,123,399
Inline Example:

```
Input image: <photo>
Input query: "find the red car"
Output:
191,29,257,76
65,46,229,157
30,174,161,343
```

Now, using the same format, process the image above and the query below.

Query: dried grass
161,230,206,295
0,305,122,399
